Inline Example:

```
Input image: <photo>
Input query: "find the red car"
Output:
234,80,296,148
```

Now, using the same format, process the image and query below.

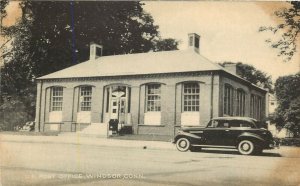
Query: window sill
138,124,165,127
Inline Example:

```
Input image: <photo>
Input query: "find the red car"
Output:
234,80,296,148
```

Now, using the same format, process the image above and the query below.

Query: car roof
212,117,257,122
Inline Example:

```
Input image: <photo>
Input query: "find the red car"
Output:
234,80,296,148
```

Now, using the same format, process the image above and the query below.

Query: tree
153,38,179,52
0,0,10,58
0,1,178,130
259,2,300,62
0,0,8,24
219,62,273,92
273,73,300,136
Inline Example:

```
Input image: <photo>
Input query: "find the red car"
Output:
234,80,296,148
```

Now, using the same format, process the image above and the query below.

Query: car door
224,120,251,146
203,120,229,146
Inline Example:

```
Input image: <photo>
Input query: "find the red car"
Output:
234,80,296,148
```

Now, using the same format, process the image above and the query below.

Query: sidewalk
0,133,176,151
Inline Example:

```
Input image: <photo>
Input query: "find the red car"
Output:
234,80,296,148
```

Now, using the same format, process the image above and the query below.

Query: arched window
146,84,161,112
224,84,234,116
182,82,200,112
79,86,92,111
236,89,246,116
50,87,63,111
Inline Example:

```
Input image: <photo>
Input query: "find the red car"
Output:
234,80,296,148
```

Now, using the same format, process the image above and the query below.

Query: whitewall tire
176,138,191,152
238,140,255,155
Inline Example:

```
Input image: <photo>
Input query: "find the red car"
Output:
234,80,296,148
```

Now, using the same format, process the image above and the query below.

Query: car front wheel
176,138,191,152
238,140,255,155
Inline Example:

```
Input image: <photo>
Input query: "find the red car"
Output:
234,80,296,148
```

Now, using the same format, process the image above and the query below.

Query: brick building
35,33,267,137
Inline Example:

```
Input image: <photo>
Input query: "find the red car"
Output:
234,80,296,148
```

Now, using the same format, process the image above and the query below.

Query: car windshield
207,119,257,128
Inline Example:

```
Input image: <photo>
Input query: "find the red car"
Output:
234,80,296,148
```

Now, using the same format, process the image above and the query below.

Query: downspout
71,87,75,131
38,80,43,132
173,84,177,137
210,72,214,119
137,85,141,134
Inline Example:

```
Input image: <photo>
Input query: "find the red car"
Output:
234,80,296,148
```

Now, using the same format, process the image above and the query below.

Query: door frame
104,85,131,124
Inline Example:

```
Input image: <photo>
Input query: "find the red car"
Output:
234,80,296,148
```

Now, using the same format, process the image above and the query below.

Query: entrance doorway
105,85,131,125
110,95,126,124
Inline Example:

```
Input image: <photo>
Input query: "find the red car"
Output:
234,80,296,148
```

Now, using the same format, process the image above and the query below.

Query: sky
2,1,299,82
144,1,299,81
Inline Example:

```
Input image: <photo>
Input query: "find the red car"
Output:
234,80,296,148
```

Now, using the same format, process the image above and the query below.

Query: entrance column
125,86,128,124
108,86,112,120
91,86,103,123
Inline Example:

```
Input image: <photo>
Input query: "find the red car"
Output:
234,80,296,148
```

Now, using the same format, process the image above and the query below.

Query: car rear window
229,120,256,128
207,119,257,128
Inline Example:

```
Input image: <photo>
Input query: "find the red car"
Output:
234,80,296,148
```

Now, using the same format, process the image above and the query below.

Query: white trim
181,112,200,126
49,111,62,122
144,112,161,125
77,111,91,123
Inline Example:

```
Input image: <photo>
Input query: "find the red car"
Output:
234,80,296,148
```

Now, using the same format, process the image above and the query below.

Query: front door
110,98,119,120
118,98,126,124
106,85,131,124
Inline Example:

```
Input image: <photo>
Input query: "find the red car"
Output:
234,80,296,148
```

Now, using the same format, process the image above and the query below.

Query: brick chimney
223,63,238,75
89,43,103,60
188,33,200,54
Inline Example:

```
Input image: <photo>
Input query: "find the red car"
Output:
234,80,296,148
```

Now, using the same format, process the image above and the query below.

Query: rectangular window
224,84,234,116
51,87,63,111
250,94,262,120
80,86,92,111
257,96,262,120
250,94,255,118
183,83,200,112
146,84,161,112
236,89,245,116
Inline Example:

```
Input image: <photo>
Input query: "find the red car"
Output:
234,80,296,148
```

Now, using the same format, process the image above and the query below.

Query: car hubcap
238,140,254,155
179,140,187,148
242,143,250,151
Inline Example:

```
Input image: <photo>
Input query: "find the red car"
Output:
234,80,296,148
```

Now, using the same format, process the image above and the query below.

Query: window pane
51,87,63,111
146,84,161,112
80,86,92,111
183,83,200,112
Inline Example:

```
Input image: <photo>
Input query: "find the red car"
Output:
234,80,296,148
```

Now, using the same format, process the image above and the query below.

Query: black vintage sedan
173,117,278,155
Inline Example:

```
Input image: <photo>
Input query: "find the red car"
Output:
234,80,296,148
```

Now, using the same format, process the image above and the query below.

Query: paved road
1,141,300,186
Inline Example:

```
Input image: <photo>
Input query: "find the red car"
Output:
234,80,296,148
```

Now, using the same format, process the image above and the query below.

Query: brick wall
35,71,266,136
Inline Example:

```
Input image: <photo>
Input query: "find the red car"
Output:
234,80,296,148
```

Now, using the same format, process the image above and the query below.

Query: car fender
237,132,266,146
174,131,202,143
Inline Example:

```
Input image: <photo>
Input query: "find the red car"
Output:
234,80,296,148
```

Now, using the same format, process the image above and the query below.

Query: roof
37,49,266,93
37,50,222,79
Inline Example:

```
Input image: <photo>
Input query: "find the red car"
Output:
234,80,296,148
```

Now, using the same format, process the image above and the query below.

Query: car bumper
265,140,280,149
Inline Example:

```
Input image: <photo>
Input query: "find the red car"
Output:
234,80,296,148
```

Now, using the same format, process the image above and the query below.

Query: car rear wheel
176,138,191,152
238,140,254,155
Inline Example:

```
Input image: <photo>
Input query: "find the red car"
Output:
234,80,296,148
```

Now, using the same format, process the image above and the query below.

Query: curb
0,134,176,151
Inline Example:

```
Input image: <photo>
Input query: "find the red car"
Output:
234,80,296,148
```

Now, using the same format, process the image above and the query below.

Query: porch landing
109,134,173,142
59,123,108,138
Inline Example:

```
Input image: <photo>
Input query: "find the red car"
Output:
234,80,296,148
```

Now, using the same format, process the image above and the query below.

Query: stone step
77,123,108,137
58,132,107,138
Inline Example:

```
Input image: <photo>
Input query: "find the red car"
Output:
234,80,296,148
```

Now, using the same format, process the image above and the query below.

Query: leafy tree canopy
153,38,179,52
219,62,273,92
259,2,300,62
0,0,8,21
0,1,178,130
273,73,300,136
